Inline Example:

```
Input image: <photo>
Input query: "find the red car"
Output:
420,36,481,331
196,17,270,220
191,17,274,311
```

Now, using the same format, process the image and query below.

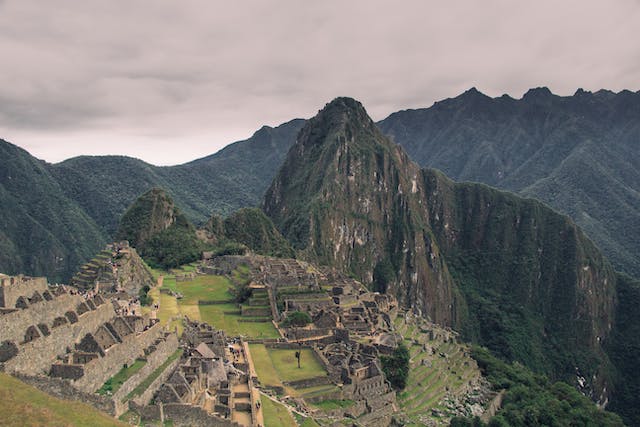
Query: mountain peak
461,87,485,97
295,97,379,152
522,86,554,101
314,97,372,128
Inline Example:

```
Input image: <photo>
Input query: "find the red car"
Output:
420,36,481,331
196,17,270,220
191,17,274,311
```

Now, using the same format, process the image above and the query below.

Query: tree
373,258,395,293
380,343,410,390
282,311,312,327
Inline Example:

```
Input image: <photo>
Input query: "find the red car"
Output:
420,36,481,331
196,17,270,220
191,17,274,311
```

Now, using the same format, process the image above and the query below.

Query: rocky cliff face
378,88,640,278
422,169,617,395
264,97,618,401
264,98,456,325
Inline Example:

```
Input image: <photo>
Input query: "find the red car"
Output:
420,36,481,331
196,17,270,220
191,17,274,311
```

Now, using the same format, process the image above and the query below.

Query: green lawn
175,275,234,303
249,344,283,388
260,395,296,427
152,270,280,339
299,416,321,427
0,372,127,427
198,304,279,338
162,275,177,292
250,345,329,393
268,348,327,383
97,359,146,394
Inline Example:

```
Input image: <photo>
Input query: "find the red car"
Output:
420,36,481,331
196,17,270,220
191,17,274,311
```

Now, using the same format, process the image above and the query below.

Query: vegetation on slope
0,372,126,427
0,139,106,282
143,218,201,269
452,346,624,427
380,342,410,390
423,172,617,394
222,208,295,258
606,273,640,426
116,188,202,269
378,87,640,278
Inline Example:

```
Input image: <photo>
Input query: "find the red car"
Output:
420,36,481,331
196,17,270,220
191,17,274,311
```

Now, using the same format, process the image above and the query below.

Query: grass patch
175,275,233,303
268,348,327,383
260,396,296,427
249,344,283,388
300,417,321,427
153,272,280,339
97,359,146,394
162,275,177,292
127,349,183,400
0,372,127,427
298,384,339,398
199,304,279,338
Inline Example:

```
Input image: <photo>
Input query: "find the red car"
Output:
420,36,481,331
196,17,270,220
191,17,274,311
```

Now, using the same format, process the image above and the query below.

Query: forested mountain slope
378,88,640,276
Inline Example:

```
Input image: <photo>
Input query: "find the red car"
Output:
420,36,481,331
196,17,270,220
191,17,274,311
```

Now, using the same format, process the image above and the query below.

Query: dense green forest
450,346,624,426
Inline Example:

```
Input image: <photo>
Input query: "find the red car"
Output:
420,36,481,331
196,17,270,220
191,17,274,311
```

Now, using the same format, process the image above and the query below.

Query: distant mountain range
1,88,639,282
0,119,303,281
378,87,640,278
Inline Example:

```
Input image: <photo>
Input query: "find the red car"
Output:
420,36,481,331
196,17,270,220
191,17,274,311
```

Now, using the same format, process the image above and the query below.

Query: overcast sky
0,1,638,165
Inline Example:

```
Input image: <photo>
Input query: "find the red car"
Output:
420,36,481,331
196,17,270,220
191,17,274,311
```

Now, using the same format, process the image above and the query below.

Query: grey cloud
0,0,638,165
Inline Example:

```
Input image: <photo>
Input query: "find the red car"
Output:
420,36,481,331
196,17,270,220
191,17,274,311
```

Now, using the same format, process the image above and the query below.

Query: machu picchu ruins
0,251,493,426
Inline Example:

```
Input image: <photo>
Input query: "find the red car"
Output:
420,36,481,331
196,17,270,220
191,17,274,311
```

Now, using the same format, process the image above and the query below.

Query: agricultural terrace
259,394,297,427
393,315,482,426
249,343,339,401
150,264,280,339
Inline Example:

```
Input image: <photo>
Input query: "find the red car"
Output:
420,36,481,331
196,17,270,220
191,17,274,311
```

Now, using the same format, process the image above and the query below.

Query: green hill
0,372,126,427
50,118,305,234
0,139,106,283
117,188,201,269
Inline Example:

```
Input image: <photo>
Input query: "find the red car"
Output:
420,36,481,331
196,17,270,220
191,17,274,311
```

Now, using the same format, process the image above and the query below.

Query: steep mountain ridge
50,118,305,234
0,139,106,282
264,97,618,406
264,97,456,325
378,88,640,276
116,187,182,248
0,119,303,281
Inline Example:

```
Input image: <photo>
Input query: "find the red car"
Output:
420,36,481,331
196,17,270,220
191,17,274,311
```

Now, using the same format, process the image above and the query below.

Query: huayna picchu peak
264,96,621,410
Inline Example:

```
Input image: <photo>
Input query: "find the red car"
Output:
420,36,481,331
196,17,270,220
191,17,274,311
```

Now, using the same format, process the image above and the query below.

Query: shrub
282,311,312,327
380,343,410,390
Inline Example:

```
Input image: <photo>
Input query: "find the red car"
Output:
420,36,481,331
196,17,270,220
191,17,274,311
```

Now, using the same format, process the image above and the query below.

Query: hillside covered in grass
0,372,127,427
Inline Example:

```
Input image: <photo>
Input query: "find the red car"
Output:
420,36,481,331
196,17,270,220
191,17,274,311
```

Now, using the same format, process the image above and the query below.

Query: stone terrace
0,274,114,375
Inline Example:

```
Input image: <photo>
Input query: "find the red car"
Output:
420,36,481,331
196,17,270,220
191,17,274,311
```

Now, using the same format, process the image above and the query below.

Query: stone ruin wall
0,275,48,308
72,321,165,393
131,349,183,408
139,403,241,427
4,301,114,375
0,292,84,344
112,332,179,405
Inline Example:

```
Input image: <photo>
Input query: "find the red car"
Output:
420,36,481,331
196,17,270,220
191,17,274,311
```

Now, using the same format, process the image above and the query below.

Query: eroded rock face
264,97,456,326
264,97,618,401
